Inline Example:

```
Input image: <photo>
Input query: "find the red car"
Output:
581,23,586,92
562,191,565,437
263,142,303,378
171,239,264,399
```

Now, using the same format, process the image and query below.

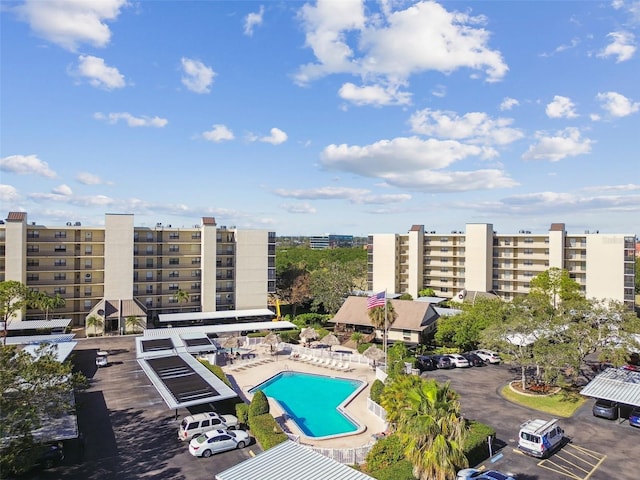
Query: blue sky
1,0,639,237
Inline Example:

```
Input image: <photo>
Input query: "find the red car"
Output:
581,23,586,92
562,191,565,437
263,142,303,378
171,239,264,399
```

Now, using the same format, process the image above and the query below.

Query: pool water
249,371,365,439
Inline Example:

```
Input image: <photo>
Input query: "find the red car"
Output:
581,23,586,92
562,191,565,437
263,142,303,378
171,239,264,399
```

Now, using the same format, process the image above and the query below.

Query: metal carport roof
215,440,375,480
158,308,275,323
580,367,640,407
142,320,296,338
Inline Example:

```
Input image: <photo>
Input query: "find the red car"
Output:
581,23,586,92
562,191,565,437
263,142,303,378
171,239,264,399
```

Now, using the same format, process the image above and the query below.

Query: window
146,285,153,293
504,239,511,245
169,283,179,291
523,260,533,266
54,273,66,281
169,296,178,304
192,295,201,302
440,237,449,242
146,259,154,268
146,272,153,280
27,259,39,267
85,260,92,268
191,257,201,265
84,300,92,310
169,271,179,278
55,231,67,239
54,245,66,252
441,258,448,263
85,232,92,240
191,283,200,290
146,232,153,241
27,244,39,253
169,258,179,265
192,232,201,240
28,230,40,239
146,246,153,254
85,246,92,254
192,270,201,277
145,298,153,308
524,249,533,255
169,232,179,240
524,237,534,243
54,287,66,295
441,247,449,253
169,245,179,253
440,278,448,283
524,271,533,277
54,259,67,266
27,273,39,281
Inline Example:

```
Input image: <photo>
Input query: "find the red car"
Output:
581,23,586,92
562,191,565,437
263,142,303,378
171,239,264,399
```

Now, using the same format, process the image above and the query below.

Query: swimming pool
249,371,366,439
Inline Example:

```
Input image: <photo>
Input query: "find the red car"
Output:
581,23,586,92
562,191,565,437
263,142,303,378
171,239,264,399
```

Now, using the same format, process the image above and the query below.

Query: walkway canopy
158,308,275,324
580,367,640,407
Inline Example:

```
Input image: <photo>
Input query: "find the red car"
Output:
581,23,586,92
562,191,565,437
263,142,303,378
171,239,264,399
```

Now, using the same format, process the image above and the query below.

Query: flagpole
384,289,388,371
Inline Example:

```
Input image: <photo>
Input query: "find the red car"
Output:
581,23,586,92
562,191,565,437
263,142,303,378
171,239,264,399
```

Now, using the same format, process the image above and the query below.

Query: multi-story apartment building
368,223,636,310
0,212,276,327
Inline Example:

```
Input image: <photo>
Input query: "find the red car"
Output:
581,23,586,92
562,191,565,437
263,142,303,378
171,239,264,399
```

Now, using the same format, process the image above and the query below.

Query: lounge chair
329,360,340,370
322,359,333,368
339,362,352,372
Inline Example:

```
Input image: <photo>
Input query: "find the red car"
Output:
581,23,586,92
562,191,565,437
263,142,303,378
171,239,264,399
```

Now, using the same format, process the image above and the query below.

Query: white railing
306,442,376,465
367,398,387,422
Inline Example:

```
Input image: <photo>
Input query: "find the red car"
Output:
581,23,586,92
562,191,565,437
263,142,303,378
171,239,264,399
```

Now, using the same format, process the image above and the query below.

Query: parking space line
537,444,606,480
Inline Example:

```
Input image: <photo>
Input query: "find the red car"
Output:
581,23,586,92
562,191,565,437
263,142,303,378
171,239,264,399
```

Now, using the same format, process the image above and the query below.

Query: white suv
518,418,564,458
177,412,239,441
472,349,501,364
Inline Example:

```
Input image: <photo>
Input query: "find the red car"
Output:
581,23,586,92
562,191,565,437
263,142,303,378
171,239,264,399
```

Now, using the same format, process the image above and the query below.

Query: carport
580,367,640,407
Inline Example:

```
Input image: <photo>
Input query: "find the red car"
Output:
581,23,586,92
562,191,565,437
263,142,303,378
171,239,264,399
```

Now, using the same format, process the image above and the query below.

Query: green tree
248,390,270,417
310,261,361,314
86,314,104,336
529,267,582,309
418,288,436,298
175,289,190,305
367,300,398,351
381,376,467,480
350,331,364,348
0,344,87,475
1,281,31,345
30,292,66,321
125,315,145,334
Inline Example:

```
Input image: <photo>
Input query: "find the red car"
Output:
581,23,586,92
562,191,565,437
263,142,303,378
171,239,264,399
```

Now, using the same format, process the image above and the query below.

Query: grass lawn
501,384,587,417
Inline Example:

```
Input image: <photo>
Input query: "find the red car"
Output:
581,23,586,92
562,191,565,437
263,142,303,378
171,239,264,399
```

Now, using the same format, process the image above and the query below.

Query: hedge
248,413,288,450
464,420,496,466
249,390,270,417
365,434,406,471
369,379,385,404
198,360,233,388
369,459,415,480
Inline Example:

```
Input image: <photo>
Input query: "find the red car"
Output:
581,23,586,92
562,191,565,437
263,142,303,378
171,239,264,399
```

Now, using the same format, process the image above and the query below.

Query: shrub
293,313,330,326
464,420,496,466
358,342,373,354
249,390,270,417
369,379,385,404
365,434,406,471
278,329,300,344
198,360,233,388
235,402,249,428
398,293,413,300
248,413,288,450
370,459,415,480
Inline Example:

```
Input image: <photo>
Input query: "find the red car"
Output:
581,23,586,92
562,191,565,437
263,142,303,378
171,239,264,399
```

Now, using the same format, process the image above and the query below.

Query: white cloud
596,91,640,117
202,124,235,142
76,172,108,185
353,193,412,205
0,154,57,178
281,203,317,214
500,97,519,111
244,5,264,36
260,128,288,145
338,82,412,106
274,186,370,200
93,112,168,127
52,184,73,196
522,128,593,162
75,55,125,90
597,31,636,62
16,0,127,51
295,0,508,86
540,38,580,57
382,168,518,192
409,109,523,146
321,136,494,177
181,58,216,94
0,184,20,202
545,95,578,118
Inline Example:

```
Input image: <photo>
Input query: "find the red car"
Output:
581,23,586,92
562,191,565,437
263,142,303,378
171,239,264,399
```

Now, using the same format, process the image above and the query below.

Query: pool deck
222,350,387,449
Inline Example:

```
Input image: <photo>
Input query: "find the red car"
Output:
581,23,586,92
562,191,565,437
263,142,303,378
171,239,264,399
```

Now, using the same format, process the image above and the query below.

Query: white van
518,418,564,458
177,412,239,441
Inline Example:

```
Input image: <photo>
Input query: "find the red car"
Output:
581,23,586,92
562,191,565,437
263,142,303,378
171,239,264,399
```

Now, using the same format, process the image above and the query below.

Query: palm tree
367,300,398,352
31,292,66,321
125,315,144,334
350,331,364,348
175,289,190,305
382,376,468,480
86,315,104,337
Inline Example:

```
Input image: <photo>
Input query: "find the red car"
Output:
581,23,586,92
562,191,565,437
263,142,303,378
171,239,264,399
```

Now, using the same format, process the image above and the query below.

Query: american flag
367,291,386,309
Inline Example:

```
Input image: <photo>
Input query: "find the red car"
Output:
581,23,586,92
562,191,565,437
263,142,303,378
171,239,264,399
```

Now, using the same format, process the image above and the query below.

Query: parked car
592,399,619,420
432,355,453,369
518,418,564,458
178,412,239,441
629,406,640,427
472,349,502,364
462,352,486,367
416,355,437,371
457,468,516,480
188,429,251,457
445,354,470,368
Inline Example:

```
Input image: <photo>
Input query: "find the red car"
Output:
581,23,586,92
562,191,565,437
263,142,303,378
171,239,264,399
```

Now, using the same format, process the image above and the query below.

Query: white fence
306,442,376,465
367,398,387,422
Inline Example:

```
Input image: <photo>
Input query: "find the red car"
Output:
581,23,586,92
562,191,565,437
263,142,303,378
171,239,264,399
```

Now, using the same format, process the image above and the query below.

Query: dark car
629,406,640,428
592,399,619,420
432,355,454,369
462,352,486,367
416,355,437,371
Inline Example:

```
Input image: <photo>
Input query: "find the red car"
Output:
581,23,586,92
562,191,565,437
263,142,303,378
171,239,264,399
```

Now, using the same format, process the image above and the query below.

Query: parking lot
22,337,640,480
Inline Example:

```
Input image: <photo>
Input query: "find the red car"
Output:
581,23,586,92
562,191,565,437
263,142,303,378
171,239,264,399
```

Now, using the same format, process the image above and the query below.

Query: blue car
629,406,640,428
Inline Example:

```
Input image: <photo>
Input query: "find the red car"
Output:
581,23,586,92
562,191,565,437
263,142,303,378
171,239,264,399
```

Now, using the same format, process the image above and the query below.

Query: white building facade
368,223,636,310
0,212,276,326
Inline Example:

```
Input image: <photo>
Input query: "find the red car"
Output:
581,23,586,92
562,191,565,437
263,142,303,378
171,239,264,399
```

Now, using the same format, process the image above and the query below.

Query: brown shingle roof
6,212,27,222
330,296,439,332
202,217,216,226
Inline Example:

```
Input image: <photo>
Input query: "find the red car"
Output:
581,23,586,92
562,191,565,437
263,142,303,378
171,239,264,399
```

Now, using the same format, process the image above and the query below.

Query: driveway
27,336,257,480
428,365,638,480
